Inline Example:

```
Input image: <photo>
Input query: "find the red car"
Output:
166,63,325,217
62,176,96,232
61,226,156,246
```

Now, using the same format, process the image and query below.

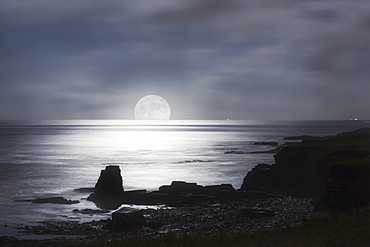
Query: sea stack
88,165,125,209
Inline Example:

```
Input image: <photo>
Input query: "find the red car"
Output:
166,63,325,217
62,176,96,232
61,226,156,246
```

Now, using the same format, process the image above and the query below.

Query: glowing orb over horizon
134,95,171,120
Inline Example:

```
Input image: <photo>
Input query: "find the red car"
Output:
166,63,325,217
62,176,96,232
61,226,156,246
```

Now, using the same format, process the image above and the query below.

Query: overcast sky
1,0,369,120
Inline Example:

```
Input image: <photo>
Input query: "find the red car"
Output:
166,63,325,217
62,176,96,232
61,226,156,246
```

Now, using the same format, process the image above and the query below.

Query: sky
0,0,369,120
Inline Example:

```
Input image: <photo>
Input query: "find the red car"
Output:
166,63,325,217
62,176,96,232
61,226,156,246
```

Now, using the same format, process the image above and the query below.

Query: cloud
0,0,369,120
0,0,128,24
306,11,370,78
146,0,297,31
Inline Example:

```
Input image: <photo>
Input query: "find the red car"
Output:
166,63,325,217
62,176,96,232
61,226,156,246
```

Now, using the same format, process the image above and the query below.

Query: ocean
0,120,368,226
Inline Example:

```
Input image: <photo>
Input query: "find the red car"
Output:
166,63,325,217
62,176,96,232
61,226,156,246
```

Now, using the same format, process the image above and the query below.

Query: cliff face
241,128,370,210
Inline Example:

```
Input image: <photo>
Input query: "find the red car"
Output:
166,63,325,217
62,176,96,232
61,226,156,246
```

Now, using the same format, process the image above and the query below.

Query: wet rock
73,208,110,214
252,142,279,146
88,165,125,209
32,197,79,204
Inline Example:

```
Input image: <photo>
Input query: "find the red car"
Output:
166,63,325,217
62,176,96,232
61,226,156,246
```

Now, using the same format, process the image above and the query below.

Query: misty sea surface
0,120,368,226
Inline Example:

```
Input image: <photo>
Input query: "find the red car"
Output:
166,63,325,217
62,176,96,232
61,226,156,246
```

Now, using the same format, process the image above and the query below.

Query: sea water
0,120,368,226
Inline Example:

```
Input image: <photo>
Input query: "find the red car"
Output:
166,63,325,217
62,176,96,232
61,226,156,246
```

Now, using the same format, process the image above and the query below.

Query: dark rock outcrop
159,181,235,194
204,184,235,193
155,181,236,206
88,166,125,209
159,181,204,193
86,169,238,208
32,197,79,204
94,165,124,196
241,128,370,211
252,142,279,146
224,150,247,154
226,148,282,154
72,208,110,214
240,164,279,192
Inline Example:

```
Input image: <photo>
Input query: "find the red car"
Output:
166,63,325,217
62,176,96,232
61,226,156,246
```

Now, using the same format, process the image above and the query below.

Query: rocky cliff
241,128,370,210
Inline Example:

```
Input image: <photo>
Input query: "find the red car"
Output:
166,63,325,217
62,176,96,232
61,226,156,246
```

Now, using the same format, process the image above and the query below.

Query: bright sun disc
134,95,171,120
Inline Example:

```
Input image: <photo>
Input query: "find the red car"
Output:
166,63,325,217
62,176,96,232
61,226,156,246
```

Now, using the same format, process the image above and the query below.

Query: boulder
88,165,125,209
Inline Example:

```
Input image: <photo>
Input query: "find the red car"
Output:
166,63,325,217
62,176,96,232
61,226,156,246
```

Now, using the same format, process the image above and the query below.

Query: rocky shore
1,194,313,246
1,128,369,246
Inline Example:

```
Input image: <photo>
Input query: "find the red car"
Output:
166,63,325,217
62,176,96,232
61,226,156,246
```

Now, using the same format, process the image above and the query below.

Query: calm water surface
0,120,368,225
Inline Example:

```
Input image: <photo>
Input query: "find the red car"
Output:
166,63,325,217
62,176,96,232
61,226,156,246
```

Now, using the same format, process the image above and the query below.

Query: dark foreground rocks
241,128,370,211
10,127,370,245
12,193,313,240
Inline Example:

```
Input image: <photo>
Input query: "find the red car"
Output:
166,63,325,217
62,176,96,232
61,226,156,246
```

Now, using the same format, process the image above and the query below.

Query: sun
134,95,171,120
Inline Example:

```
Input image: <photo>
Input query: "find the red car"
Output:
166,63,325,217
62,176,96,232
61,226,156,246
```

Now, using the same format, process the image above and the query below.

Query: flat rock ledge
32,197,79,204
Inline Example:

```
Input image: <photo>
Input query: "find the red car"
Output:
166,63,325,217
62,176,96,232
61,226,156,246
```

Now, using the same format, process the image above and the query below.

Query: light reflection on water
61,123,263,191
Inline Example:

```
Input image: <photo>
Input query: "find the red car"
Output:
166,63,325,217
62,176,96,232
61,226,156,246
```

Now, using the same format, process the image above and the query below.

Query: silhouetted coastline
1,128,370,246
